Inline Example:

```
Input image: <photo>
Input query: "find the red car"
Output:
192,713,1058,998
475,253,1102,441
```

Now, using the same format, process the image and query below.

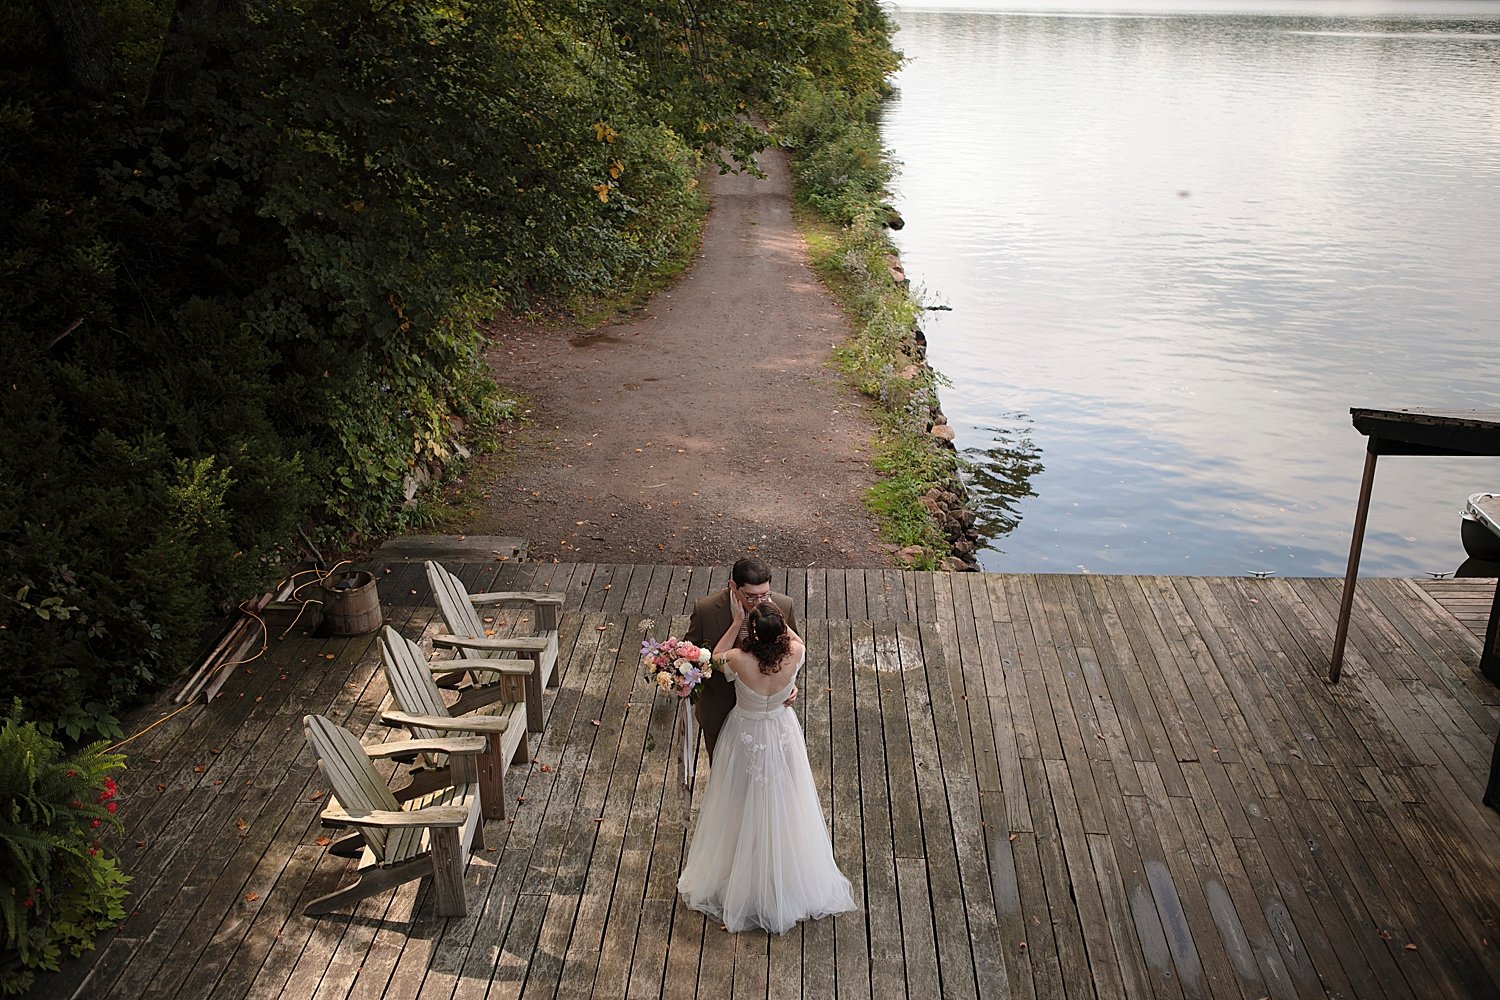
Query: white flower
697,648,712,664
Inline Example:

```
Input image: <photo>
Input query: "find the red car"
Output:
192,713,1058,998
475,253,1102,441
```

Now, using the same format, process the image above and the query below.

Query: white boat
1461,492,1500,562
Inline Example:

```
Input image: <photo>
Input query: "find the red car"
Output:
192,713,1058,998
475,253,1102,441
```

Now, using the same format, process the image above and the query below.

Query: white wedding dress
677,653,857,934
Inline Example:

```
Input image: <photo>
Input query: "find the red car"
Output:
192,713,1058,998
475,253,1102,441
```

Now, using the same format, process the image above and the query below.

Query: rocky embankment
884,236,984,572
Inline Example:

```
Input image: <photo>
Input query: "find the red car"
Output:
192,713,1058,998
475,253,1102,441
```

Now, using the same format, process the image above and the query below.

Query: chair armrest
365,735,487,759
429,658,533,677
433,634,550,654
469,591,565,608
321,802,470,829
381,710,517,734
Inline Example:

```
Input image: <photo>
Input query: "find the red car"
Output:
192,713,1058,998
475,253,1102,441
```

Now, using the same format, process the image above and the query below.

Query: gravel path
455,148,893,569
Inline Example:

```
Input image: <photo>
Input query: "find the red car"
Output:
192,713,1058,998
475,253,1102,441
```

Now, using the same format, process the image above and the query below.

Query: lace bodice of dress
724,652,804,719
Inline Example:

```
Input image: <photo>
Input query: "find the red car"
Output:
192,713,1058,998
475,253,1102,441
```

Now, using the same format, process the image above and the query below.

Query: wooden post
1480,576,1500,685
1330,445,1379,683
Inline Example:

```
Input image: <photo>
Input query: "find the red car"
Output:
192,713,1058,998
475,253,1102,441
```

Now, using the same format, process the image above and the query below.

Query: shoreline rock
887,248,984,572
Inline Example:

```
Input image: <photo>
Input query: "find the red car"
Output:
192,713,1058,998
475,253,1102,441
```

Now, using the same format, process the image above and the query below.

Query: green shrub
0,702,130,994
774,7,964,567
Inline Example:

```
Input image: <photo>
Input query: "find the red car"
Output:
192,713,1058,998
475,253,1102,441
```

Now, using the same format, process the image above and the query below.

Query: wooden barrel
320,570,382,636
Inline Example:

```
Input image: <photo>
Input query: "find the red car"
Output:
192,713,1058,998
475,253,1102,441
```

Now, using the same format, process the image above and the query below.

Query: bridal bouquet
641,637,714,703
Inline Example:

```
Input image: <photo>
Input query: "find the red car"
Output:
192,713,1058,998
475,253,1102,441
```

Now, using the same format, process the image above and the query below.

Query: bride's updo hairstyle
743,604,791,674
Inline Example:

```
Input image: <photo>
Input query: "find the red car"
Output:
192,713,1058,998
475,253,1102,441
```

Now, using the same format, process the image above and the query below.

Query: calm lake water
883,0,1500,576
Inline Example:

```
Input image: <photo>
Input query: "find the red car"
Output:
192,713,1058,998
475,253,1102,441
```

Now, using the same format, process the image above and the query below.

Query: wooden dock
37,564,1500,1000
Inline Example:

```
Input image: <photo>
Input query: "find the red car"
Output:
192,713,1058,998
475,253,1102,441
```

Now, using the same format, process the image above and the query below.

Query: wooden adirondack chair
302,714,485,917
425,560,564,732
379,626,530,820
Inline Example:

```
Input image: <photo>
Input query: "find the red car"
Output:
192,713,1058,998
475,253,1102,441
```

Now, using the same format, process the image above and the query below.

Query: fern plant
0,701,130,994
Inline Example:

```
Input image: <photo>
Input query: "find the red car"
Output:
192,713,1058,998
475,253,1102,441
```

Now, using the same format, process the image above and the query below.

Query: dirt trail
459,149,893,568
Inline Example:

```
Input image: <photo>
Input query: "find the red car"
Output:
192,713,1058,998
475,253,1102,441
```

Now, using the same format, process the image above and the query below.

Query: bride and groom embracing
675,557,857,934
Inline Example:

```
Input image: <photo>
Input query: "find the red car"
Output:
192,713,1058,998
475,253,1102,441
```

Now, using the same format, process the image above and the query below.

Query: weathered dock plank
35,563,1500,1000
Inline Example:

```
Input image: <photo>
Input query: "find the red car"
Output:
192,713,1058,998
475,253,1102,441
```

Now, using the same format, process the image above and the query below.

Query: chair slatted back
425,561,486,640
380,627,460,742
303,715,425,862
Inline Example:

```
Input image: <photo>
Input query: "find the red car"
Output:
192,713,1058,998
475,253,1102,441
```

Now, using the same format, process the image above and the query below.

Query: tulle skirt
677,707,857,934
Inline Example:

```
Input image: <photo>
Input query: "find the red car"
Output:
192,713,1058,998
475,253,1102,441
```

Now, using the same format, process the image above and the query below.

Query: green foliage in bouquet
0,702,130,995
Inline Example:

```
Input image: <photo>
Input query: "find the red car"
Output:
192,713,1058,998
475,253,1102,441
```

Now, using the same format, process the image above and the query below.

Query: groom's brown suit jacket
684,588,799,762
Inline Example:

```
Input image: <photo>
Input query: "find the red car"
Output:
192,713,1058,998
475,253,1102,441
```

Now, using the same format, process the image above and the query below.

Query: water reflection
885,2,1500,576
960,418,1044,545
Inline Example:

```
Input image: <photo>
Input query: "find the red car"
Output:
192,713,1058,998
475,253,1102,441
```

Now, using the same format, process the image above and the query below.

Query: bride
677,600,857,934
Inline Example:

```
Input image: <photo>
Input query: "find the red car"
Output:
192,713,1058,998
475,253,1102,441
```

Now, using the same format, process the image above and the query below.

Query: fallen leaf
595,625,609,632
594,817,605,823
324,653,335,660
235,819,248,831
539,764,553,773
193,766,205,773
309,791,325,800
209,747,221,754
591,719,601,726
1378,929,1392,940
1008,833,1017,842
1404,943,1418,951
315,836,333,846
246,893,259,902
156,784,166,792
516,796,526,803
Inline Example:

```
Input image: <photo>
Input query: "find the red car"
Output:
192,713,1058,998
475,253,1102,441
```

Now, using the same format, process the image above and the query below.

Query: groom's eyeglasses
735,584,771,606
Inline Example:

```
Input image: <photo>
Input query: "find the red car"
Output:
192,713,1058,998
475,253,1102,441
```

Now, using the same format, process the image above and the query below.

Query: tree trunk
146,0,246,110
33,0,116,95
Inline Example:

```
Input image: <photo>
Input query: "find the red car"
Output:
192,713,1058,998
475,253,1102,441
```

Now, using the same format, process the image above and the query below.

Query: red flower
90,819,101,828
23,898,33,908
106,801,117,813
66,770,78,778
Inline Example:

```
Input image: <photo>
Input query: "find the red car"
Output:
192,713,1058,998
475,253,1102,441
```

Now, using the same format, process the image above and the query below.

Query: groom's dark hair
731,556,771,587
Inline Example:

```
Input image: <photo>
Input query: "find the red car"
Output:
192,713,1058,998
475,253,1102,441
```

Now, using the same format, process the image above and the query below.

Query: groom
684,556,800,762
